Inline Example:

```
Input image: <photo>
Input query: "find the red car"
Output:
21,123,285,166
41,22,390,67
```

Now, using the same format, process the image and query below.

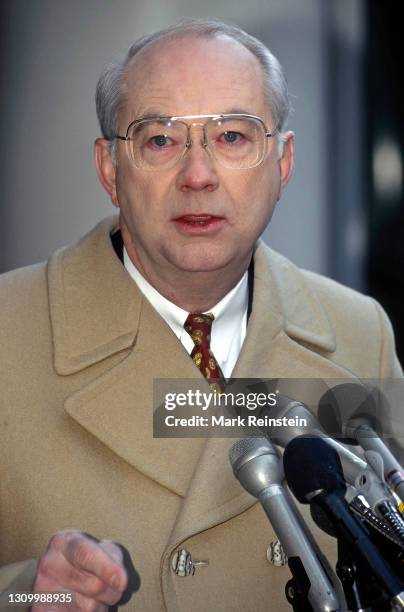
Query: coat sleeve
0,559,37,611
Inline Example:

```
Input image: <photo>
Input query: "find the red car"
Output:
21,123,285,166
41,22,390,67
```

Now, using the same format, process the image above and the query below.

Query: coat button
267,540,288,566
171,548,209,577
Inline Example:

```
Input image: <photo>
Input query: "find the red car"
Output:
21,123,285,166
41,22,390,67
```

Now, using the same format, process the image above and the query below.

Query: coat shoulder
301,267,377,320
258,243,402,377
0,262,54,405
0,262,48,322
264,242,383,331
298,267,401,377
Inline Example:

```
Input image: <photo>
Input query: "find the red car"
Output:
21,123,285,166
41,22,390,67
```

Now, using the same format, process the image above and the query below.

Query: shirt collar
123,248,248,365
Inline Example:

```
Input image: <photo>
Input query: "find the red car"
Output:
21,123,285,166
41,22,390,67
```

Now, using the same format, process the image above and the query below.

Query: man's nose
176,141,219,192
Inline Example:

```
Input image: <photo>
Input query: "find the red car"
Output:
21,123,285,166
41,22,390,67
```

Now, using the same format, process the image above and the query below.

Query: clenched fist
32,530,131,611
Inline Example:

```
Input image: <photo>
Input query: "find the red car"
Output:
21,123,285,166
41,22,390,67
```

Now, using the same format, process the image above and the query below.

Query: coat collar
48,217,140,375
48,216,355,569
254,241,336,354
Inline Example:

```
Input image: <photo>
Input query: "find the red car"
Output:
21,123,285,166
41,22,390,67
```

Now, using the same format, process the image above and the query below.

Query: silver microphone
229,436,341,612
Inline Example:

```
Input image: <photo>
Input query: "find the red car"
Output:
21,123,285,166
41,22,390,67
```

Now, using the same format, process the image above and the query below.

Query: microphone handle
314,490,404,607
259,484,340,612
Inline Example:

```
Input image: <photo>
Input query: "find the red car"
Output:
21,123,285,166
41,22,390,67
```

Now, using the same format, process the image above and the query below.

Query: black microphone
318,383,404,505
284,436,404,609
229,437,341,611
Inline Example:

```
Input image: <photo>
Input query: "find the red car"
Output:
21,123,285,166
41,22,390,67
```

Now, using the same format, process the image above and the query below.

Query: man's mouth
172,214,225,234
174,214,223,225
175,215,221,224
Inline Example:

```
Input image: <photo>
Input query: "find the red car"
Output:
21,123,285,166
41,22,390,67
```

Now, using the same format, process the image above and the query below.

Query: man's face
97,35,294,280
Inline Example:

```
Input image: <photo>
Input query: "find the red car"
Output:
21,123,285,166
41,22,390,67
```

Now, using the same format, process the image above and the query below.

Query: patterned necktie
184,313,226,392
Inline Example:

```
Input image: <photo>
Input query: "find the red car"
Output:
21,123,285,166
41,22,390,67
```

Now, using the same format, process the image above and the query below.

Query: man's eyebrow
130,111,171,122
221,107,258,115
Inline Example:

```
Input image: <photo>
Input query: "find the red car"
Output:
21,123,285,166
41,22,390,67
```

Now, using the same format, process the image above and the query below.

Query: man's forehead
127,33,260,74
122,34,266,118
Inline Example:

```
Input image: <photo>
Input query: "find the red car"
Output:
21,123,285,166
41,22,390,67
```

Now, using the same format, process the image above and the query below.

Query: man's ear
94,138,118,206
278,131,295,195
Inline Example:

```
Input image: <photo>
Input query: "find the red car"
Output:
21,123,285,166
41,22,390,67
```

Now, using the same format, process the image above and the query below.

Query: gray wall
0,0,364,280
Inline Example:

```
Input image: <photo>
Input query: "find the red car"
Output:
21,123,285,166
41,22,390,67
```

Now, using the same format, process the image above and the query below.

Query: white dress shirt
123,248,248,378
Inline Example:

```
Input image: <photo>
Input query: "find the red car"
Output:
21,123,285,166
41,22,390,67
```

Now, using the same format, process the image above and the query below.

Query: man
0,19,402,612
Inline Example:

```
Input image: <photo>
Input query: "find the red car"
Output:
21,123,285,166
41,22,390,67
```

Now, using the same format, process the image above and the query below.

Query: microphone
284,436,404,609
263,394,404,550
229,436,341,611
318,383,404,504
258,394,404,548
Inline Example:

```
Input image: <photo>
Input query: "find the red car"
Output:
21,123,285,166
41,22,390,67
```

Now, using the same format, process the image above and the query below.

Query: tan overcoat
0,217,402,611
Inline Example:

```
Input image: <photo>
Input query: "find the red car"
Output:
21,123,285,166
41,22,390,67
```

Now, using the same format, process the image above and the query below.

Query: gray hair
95,18,291,159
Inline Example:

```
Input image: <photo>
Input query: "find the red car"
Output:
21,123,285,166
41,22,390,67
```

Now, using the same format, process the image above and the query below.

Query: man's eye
221,131,243,144
150,134,172,147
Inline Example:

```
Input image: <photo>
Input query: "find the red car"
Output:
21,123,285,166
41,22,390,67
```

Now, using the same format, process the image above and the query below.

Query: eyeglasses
114,113,276,170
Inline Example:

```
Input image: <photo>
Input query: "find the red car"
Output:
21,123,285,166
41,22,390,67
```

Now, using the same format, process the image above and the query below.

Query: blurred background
0,0,403,361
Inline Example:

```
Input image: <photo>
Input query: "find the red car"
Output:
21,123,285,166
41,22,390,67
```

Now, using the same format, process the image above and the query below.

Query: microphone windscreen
317,387,347,440
318,383,384,441
283,436,346,503
229,437,272,472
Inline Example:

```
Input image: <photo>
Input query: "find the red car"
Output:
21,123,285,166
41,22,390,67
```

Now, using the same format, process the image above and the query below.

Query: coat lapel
48,217,207,497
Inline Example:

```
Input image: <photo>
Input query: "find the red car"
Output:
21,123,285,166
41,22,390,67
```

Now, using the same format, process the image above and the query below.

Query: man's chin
173,261,228,274
163,243,229,272
169,253,232,274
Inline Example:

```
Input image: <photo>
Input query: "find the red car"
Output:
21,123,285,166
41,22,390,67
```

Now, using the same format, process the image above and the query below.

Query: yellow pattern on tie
184,313,226,392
